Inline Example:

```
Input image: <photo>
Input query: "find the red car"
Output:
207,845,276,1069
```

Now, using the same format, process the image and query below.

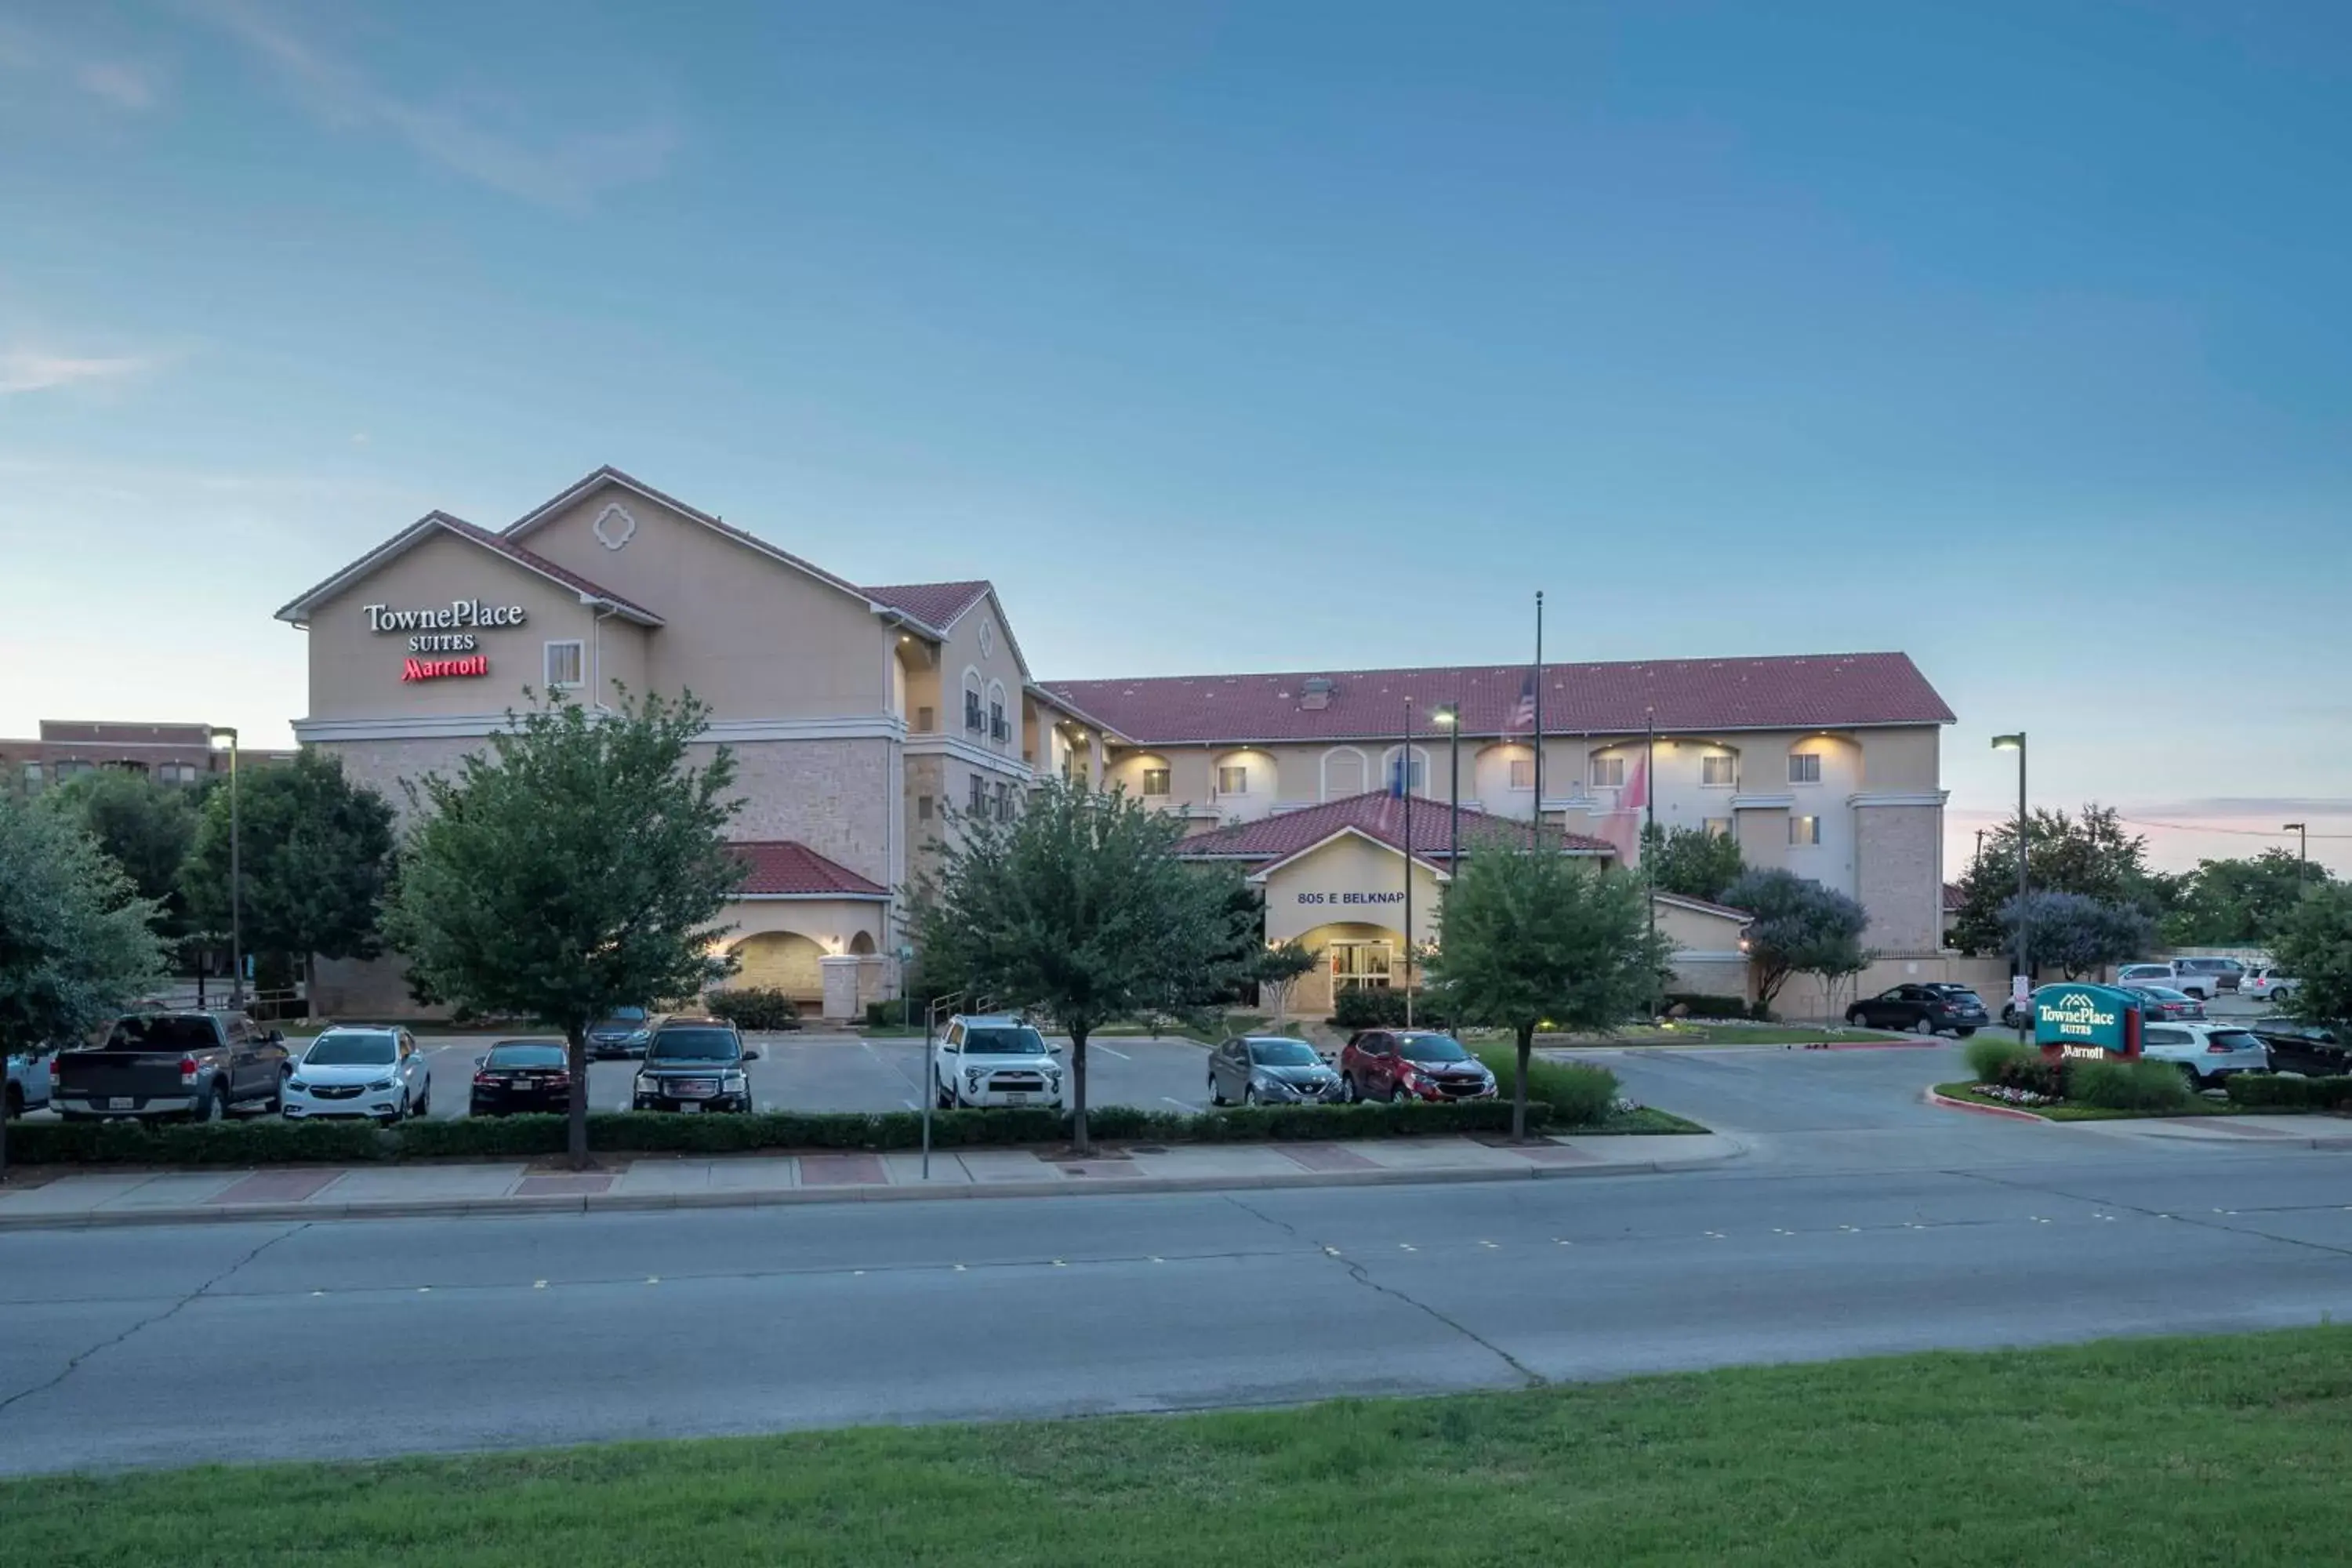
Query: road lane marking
1704,1232,1726,1240
1162,1097,1200,1112
1091,1046,1131,1061
1479,1240,1499,1250
647,1276,660,1284
953,1263,967,1272
533,1280,546,1289
1399,1243,1417,1252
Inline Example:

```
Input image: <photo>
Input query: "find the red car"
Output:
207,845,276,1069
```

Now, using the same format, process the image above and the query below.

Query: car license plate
107,1097,133,1110
678,1102,700,1113
1003,1093,1031,1105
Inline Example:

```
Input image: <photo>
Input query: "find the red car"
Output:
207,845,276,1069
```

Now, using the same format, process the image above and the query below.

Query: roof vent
1299,677,1336,710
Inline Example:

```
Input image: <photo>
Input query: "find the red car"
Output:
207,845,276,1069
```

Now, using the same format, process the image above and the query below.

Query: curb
0,1138,1745,1234
1922,1087,2047,1123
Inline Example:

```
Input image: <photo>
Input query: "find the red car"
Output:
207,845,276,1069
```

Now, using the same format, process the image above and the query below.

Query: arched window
961,668,984,736
986,680,1009,747
1322,746,1367,800
1378,745,1433,796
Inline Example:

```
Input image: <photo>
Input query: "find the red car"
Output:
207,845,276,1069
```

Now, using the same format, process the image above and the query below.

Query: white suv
933,1015,1065,1109
2139,1021,2270,1090
2242,967,2299,1004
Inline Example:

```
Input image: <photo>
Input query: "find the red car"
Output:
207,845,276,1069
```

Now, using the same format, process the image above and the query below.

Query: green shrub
10,1117,392,1166
703,988,802,1031
1472,1045,1618,1126
1995,1054,2062,1097
1329,989,1408,1029
1965,1036,2037,1084
864,1000,913,1029
2066,1058,2194,1112
1661,993,1749,1020
2223,1074,2352,1111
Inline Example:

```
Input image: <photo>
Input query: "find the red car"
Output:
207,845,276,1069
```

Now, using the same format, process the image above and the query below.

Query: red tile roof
1172,791,1616,870
1044,652,1953,746
1943,881,1965,913
862,580,992,631
731,841,888,898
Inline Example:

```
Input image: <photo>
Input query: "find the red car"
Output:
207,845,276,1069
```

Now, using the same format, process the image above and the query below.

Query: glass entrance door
1330,941,1394,991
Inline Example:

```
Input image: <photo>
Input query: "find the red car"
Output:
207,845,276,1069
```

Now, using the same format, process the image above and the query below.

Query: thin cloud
74,60,163,112
185,0,677,211
2122,797,2352,820
0,351,155,396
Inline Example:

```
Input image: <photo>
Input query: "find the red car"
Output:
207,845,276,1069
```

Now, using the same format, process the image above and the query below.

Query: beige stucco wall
1773,953,2012,1022
1260,833,1443,946
1859,727,1940,790
303,530,615,721
1655,900,1749,954
929,591,1029,765
514,482,890,720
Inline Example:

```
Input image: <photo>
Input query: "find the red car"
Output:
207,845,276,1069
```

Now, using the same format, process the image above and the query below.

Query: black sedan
468,1040,578,1116
1846,984,1988,1036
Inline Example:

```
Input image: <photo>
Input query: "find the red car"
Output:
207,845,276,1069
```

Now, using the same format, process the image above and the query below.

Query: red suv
1339,1029,1497,1103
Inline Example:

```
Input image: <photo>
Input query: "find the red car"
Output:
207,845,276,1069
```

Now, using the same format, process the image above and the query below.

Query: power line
2112,815,2352,841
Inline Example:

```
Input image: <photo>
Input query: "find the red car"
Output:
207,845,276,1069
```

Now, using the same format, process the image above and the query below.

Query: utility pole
2285,822,2310,887
1402,699,1414,1029
209,727,242,1010
1530,592,1544,835
1645,707,1658,1016
1994,733,2028,1039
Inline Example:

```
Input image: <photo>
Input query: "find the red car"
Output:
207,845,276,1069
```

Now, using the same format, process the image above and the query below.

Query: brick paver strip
1510,1143,1601,1166
208,1170,342,1205
514,1174,617,1196
799,1153,888,1186
1277,1142,1380,1173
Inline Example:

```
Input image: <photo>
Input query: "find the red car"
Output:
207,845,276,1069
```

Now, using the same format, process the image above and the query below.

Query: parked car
1845,983,1988,1036
2139,1022,2270,1090
469,1040,578,1116
588,1006,654,1059
2249,1019,2344,1077
2121,984,2206,1022
284,1026,430,1122
1339,1029,1497,1102
5,1045,56,1119
1207,1036,1342,1106
2116,962,2220,1000
2241,967,2299,1004
53,1011,290,1122
2174,957,2247,994
632,1017,758,1112
932,1014,1064,1109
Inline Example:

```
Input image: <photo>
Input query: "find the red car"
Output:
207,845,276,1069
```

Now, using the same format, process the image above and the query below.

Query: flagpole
1403,697,1414,1029
1531,591,1544,842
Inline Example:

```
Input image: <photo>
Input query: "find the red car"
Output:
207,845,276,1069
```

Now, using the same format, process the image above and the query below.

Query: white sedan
283,1027,431,1122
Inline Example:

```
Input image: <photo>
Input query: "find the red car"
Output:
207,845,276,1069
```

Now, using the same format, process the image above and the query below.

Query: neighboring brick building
0,720,292,800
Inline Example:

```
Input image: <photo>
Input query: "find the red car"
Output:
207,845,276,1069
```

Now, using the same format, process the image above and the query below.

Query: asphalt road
6,1081,2351,1474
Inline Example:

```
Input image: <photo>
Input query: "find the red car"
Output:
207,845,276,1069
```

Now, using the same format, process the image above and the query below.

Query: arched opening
1378,744,1434,797
729,931,826,1004
1323,746,1367,799
848,930,877,956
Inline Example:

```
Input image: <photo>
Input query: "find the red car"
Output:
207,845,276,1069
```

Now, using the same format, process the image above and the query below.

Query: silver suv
2116,961,2223,1001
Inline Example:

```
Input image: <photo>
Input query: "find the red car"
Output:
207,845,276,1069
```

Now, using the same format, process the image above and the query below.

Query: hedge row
2223,1074,2352,1111
2,1098,1559,1167
1472,1045,1618,1125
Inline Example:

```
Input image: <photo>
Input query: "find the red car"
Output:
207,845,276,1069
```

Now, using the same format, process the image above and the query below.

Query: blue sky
2,0,2347,875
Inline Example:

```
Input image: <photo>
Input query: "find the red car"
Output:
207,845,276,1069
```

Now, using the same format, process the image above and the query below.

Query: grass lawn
10,1327,2352,1566
1600,1104,1711,1134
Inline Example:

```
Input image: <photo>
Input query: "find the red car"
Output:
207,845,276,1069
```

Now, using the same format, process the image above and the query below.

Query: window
1789,753,1822,785
1217,765,1248,795
994,781,1013,820
544,640,584,689
1508,758,1535,791
54,760,93,781
916,795,934,822
1141,767,1171,797
989,700,1007,743
21,761,43,793
1789,815,1822,846
1701,754,1737,786
915,705,935,734
162,763,201,785
1592,756,1626,789
1330,941,1393,991
1703,817,1733,838
964,691,984,733
968,775,986,814
1385,751,1426,792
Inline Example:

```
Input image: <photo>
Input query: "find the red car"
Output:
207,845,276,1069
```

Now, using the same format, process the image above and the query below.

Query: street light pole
2285,822,2309,887
1436,703,1461,891
209,727,242,1010
1402,699,1415,1029
1993,733,2027,1039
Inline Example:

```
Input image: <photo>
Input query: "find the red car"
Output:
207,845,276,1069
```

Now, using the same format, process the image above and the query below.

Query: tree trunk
304,951,318,1018
1070,1026,1090,1156
1512,1023,1534,1143
566,1023,591,1171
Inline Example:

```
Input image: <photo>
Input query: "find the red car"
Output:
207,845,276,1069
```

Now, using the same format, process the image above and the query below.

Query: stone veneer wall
692,737,893,887
1854,804,1943,955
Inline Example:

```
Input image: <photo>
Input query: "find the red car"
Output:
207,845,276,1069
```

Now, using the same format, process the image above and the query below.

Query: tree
1639,822,1745,905
0,799,169,1178
1725,868,1871,1015
1949,805,2161,957
910,781,1253,1153
1426,851,1667,1141
185,752,397,998
2274,884,2352,1025
383,691,746,1168
2161,850,2328,949
44,770,202,942
2000,891,2155,980
1252,938,1320,1026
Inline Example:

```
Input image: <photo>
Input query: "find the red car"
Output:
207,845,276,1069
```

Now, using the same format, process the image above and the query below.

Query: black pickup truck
53,1011,292,1122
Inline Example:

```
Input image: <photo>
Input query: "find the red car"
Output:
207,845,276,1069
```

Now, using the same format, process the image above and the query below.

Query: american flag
1509,669,1538,732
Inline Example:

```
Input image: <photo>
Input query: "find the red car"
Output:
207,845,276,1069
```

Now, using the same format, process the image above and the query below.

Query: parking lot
410,1031,1215,1119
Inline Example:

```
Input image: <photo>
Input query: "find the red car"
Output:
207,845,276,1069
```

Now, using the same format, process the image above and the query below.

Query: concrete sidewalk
0,1131,1740,1232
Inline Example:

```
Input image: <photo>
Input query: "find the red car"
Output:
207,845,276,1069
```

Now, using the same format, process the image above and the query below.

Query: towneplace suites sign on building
365,597,528,682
